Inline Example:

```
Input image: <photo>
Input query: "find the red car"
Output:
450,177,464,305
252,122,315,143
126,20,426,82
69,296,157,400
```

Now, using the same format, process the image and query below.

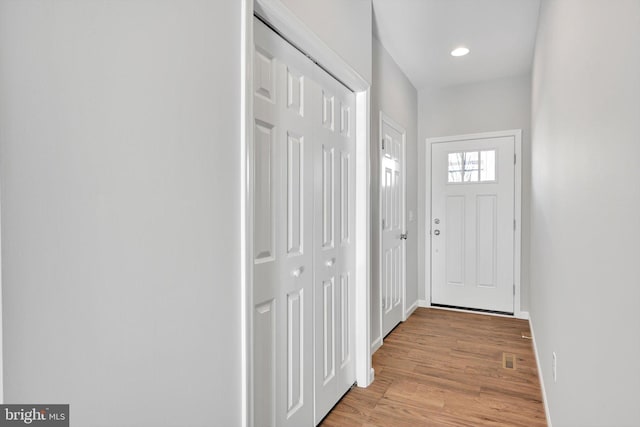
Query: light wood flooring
321,308,547,426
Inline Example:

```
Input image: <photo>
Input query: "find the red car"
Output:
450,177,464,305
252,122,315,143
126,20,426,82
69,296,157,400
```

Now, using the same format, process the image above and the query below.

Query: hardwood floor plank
320,308,547,426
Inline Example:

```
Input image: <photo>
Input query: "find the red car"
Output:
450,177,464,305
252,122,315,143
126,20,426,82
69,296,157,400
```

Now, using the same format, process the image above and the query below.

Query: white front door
313,62,356,425
380,115,405,337
431,136,515,313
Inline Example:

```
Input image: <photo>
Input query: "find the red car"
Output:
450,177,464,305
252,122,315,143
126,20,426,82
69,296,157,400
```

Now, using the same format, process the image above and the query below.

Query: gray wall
0,1,242,426
418,74,532,311
530,0,640,425
371,37,418,348
0,0,375,425
277,0,372,83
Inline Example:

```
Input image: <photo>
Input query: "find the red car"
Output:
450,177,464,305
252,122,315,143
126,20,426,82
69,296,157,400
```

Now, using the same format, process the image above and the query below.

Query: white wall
530,0,640,425
370,37,418,348
276,0,372,84
0,1,242,426
418,74,532,312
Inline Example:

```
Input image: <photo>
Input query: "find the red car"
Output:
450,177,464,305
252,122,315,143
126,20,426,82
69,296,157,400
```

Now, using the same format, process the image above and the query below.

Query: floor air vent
502,353,516,370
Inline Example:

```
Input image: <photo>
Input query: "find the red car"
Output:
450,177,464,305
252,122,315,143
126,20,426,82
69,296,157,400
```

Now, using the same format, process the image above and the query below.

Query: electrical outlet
552,352,557,383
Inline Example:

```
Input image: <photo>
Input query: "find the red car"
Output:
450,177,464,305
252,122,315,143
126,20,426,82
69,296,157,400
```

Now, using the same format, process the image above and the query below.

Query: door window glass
448,150,496,183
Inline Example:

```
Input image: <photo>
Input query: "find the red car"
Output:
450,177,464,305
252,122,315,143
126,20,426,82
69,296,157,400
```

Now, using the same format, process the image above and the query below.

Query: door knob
291,267,304,277
325,258,335,267
433,229,440,236
400,233,408,240
434,218,440,224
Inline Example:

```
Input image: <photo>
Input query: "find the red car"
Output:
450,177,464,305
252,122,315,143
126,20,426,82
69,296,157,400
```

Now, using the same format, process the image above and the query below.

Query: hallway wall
276,0,372,84
418,74,532,311
0,1,243,426
0,1,374,425
530,0,640,425
370,37,418,349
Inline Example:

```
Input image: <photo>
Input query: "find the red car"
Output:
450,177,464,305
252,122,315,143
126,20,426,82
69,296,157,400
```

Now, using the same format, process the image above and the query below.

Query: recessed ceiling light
451,47,470,57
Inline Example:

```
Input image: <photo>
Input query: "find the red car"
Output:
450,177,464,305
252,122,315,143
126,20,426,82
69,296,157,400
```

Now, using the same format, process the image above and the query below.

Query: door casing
422,130,524,319
242,1,372,426
0,172,3,404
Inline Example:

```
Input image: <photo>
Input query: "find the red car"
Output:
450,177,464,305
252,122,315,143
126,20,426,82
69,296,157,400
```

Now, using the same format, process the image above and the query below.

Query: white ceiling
372,0,541,90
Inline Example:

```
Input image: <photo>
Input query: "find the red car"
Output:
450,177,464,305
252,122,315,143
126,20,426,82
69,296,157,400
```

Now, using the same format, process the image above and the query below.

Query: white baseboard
370,337,382,354
418,299,430,308
528,316,552,427
405,300,419,318
516,310,530,320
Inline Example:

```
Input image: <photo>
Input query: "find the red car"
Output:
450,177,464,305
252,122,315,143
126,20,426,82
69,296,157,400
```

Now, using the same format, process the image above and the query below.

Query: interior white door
253,18,316,427
431,136,515,313
313,63,356,425
252,17,356,427
380,117,405,337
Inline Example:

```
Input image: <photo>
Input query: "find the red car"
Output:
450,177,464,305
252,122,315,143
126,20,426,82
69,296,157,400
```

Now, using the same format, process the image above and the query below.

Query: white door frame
421,129,524,319
0,182,3,403
377,111,406,344
242,1,372,426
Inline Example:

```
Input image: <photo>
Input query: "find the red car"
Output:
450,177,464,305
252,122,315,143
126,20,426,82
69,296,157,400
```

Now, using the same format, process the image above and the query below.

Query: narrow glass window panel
448,152,463,183
449,150,495,183
480,150,496,181
463,151,479,182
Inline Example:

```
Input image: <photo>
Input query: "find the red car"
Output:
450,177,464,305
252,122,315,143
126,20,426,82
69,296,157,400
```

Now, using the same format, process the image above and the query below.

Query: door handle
400,233,408,240
291,267,304,277
325,258,335,267
433,229,440,236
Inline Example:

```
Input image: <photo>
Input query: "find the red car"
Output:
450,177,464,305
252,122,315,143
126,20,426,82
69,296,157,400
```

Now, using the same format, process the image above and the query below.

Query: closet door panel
253,18,314,427
253,17,356,427
313,68,356,424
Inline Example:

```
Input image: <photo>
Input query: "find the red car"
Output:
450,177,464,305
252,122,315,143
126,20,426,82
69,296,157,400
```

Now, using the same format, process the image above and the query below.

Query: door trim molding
422,129,524,318
377,111,407,346
0,170,3,404
240,3,252,427
243,1,372,425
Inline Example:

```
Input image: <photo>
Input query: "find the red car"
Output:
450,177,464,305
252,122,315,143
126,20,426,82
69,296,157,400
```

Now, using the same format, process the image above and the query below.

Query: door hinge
513,284,516,296
514,219,516,230
514,153,517,165
381,138,385,150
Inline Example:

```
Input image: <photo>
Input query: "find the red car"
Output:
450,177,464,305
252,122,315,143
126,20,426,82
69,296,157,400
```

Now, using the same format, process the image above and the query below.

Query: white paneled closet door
253,18,315,427
252,18,356,427
313,66,356,425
